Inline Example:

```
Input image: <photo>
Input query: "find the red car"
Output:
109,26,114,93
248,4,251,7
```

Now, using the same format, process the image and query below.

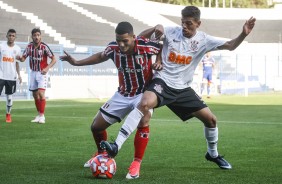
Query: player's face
181,17,201,38
6,32,16,44
32,32,41,45
116,33,135,54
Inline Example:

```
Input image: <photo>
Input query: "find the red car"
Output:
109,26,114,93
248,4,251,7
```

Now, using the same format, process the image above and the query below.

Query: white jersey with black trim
154,26,226,89
0,42,21,81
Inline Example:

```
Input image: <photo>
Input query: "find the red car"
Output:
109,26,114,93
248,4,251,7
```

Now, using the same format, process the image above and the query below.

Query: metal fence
11,42,282,99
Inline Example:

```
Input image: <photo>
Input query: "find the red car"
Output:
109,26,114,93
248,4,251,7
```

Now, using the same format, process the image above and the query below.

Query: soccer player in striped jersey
17,28,57,124
60,21,162,179
102,6,256,173
0,29,22,123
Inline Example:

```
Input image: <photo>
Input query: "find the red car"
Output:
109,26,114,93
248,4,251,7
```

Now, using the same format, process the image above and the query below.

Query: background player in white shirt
0,29,22,123
102,6,256,171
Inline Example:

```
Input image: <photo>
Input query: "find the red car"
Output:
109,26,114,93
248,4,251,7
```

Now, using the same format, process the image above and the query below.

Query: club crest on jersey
154,84,163,94
135,55,144,65
190,40,199,51
37,50,43,56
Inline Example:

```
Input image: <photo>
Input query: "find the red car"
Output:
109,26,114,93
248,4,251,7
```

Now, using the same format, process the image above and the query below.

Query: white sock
204,127,218,158
6,95,13,114
115,108,144,150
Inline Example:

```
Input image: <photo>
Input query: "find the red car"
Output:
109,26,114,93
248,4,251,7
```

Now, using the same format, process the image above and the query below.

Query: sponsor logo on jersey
118,67,145,73
168,51,192,65
2,56,14,62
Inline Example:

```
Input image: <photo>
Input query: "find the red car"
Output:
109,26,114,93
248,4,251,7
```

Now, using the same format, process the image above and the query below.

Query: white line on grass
12,115,282,125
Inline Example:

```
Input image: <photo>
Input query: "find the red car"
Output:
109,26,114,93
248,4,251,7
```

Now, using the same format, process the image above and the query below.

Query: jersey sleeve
138,36,161,55
205,34,226,52
102,43,114,58
22,46,29,58
16,46,21,62
44,45,54,58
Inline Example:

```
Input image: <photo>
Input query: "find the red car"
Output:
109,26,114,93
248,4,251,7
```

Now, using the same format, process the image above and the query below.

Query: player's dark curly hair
7,29,16,34
181,6,201,21
31,28,41,35
115,21,134,35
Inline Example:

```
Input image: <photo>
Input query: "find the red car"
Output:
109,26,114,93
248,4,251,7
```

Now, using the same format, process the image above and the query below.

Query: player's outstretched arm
218,17,256,51
139,24,164,40
60,51,108,66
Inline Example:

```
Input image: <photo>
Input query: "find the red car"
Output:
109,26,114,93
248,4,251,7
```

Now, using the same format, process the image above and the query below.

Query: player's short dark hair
115,21,134,35
7,29,16,34
181,6,201,21
31,28,41,35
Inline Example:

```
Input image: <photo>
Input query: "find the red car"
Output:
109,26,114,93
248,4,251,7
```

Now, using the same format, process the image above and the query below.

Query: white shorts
29,71,48,91
99,91,152,125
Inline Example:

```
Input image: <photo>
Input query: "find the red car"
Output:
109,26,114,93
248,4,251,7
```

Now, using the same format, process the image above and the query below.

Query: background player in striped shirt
0,29,22,123
60,21,162,179
200,52,215,98
102,6,256,172
17,28,57,124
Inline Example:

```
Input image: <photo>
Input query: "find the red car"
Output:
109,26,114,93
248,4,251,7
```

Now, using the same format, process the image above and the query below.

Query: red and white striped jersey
103,37,161,97
22,42,54,71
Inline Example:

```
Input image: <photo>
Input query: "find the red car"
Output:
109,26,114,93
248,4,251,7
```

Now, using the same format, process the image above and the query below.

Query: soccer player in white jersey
101,6,256,172
17,28,56,124
0,29,22,123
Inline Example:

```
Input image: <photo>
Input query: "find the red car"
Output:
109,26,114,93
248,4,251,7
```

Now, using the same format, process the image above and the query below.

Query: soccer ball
90,154,116,179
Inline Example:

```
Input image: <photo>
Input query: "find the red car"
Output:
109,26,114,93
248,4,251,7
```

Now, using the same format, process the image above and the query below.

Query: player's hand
60,51,77,65
41,68,48,75
18,76,22,84
152,62,163,71
16,55,24,62
243,17,256,35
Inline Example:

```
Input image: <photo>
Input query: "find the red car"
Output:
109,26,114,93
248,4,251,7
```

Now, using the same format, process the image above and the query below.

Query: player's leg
102,90,158,157
83,111,112,168
85,92,133,167
201,72,208,95
126,111,152,179
36,72,48,123
193,107,232,169
29,71,40,122
4,80,16,123
5,94,13,123
207,73,212,98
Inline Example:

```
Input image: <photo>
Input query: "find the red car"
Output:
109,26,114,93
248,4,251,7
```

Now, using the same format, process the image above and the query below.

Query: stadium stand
74,2,150,35
2,0,115,46
0,8,35,42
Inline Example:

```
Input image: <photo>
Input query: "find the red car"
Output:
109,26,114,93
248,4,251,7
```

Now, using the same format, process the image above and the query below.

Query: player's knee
206,115,217,128
139,99,150,113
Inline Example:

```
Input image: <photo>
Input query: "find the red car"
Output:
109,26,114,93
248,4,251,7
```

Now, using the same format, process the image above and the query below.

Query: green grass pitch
0,93,282,184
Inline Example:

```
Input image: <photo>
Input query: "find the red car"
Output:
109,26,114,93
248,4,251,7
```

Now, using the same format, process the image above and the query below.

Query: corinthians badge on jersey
190,40,199,51
154,84,163,94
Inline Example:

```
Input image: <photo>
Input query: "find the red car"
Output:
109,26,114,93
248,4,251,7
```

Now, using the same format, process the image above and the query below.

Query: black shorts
0,79,17,95
147,78,207,121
